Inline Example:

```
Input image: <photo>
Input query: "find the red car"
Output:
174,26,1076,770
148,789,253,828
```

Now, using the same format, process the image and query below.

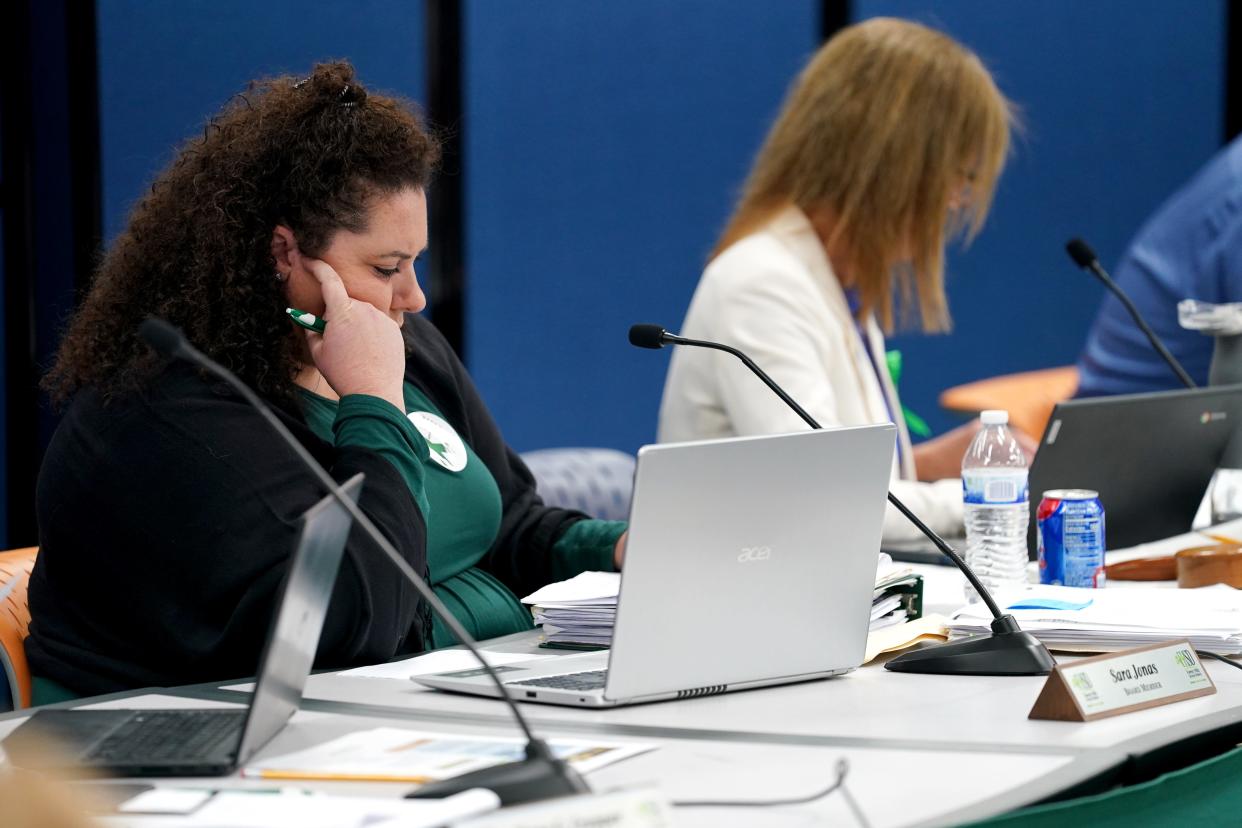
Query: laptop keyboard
507,670,608,691
88,710,246,763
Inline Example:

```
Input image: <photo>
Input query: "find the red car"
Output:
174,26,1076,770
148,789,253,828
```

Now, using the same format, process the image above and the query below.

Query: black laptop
1027,385,1242,552
3,474,362,777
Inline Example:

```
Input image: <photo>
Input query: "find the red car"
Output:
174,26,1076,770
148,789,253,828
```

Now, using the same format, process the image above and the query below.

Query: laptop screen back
235,473,362,763
605,425,894,701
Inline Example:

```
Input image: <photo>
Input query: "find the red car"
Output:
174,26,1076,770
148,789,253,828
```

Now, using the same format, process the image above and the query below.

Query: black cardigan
26,315,588,695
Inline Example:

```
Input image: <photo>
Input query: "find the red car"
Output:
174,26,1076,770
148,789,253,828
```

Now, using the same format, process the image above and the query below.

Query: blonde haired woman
658,18,1018,541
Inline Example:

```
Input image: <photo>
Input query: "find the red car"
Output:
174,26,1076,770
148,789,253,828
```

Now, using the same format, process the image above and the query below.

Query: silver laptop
416,425,895,708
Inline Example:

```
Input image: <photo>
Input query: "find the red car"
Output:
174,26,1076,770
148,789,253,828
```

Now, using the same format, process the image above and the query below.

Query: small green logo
407,411,469,473
426,439,449,463
1071,672,1093,693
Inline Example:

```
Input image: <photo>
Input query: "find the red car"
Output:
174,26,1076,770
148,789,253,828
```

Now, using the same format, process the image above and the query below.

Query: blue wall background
88,1,1227,463
463,0,818,452
97,0,425,244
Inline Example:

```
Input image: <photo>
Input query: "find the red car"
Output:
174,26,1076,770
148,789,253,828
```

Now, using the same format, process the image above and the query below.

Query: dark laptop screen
1028,385,1242,552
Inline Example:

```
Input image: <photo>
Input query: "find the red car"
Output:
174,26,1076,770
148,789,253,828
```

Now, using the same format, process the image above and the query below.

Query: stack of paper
870,593,908,630
948,584,1242,653
523,559,924,647
521,571,620,648
872,554,922,631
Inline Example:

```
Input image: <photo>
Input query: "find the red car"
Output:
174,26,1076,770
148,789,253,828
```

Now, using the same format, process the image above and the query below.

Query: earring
275,270,287,282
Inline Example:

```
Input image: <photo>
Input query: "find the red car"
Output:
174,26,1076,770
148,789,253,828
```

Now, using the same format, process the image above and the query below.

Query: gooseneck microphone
138,318,587,805
631,323,1054,676
629,324,820,428
1065,238,1196,389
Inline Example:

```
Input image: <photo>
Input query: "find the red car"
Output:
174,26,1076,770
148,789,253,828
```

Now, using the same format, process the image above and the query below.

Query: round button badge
407,411,468,472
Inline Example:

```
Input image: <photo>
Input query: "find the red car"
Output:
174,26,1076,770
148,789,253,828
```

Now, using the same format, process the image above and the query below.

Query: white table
12,556,1242,826
0,691,1103,828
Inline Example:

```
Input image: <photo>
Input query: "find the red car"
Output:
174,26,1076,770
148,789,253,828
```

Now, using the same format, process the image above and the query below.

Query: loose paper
244,727,655,784
338,649,555,681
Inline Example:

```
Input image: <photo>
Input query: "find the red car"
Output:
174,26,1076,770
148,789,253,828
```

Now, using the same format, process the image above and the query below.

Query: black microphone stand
1066,238,1196,390
633,325,1054,676
139,319,587,805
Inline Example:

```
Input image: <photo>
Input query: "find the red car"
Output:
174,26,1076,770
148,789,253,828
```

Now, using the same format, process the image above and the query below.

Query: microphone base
405,741,589,806
884,614,1055,676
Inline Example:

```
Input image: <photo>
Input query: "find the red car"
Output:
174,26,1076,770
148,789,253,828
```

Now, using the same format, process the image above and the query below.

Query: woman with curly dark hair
27,61,626,701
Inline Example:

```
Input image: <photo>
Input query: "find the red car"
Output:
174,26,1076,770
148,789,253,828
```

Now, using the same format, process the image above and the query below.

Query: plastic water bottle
962,410,1029,602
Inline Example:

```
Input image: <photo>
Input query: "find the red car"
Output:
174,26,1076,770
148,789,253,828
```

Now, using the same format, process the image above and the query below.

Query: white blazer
657,206,963,542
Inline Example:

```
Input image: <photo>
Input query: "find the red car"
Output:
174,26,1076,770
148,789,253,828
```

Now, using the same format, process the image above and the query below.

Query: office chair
939,366,1079,440
0,546,38,711
962,741,1242,826
520,448,636,522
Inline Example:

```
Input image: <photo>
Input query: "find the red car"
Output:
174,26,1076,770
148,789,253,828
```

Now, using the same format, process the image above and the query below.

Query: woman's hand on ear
303,258,406,410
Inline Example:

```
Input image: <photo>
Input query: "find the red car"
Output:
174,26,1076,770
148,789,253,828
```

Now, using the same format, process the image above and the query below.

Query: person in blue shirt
1076,137,1242,396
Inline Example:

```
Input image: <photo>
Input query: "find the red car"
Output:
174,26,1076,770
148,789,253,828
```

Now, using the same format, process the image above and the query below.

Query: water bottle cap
980,409,1009,425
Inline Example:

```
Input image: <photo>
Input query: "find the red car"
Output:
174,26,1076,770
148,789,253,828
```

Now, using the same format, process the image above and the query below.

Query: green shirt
299,384,623,649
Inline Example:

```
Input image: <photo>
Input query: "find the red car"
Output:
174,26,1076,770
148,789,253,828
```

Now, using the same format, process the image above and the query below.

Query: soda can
1037,489,1106,588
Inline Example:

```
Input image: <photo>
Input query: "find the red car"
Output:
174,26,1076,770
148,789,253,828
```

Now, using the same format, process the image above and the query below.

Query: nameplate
1029,639,1216,722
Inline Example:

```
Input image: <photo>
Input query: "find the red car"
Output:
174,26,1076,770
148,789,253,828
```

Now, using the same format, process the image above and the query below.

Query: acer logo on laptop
737,546,772,563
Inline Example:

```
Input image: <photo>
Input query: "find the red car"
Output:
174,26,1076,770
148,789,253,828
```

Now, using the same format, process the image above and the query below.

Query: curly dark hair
44,60,440,406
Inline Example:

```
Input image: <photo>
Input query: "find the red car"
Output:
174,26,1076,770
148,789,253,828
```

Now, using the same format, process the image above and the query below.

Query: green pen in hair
286,307,326,334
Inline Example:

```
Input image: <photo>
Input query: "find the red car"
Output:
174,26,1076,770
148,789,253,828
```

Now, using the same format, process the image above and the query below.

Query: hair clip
292,76,362,107
338,83,364,108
